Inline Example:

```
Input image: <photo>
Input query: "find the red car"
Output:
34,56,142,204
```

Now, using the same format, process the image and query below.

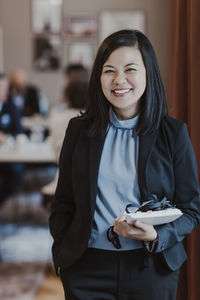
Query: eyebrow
102,63,138,69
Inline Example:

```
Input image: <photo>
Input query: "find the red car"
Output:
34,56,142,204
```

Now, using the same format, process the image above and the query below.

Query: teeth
113,89,130,94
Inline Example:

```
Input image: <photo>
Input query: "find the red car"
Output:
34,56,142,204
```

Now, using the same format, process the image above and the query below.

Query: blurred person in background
0,73,22,137
0,73,24,207
42,73,89,209
8,68,49,117
54,63,89,114
50,63,89,124
64,63,89,85
50,72,89,160
49,64,89,122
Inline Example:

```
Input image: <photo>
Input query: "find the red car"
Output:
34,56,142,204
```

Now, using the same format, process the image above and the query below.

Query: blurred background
0,0,171,106
0,0,199,299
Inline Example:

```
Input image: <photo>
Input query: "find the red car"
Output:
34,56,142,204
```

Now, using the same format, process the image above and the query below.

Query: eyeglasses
126,195,173,213
107,226,121,249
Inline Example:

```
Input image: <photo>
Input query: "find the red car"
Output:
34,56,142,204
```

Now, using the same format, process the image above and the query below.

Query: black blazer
8,85,40,117
23,85,40,116
0,100,23,136
49,115,200,273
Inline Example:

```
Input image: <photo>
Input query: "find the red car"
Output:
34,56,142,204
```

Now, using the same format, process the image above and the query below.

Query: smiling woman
49,30,200,300
101,46,146,120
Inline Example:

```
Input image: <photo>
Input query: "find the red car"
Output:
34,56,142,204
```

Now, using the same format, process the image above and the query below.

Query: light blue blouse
88,108,143,250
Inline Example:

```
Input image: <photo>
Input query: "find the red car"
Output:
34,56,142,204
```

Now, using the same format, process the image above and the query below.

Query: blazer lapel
138,130,158,201
89,133,106,216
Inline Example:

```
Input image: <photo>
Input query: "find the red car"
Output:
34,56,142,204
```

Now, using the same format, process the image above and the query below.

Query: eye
103,69,114,74
125,67,136,72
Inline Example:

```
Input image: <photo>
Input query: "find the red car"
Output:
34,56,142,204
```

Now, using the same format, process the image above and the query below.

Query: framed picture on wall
63,42,95,68
33,35,61,71
64,14,97,40
32,0,63,34
99,10,146,43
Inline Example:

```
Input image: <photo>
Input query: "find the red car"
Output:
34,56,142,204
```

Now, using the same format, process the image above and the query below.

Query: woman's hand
113,215,157,242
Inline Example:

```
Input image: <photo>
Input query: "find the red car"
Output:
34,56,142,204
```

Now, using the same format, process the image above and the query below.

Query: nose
113,72,127,85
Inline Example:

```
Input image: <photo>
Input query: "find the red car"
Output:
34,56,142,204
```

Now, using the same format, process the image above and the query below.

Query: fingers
113,218,157,241
113,219,133,238
115,215,126,222
133,220,157,241
133,220,150,231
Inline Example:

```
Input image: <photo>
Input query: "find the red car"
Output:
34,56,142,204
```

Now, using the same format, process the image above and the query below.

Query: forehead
104,46,143,65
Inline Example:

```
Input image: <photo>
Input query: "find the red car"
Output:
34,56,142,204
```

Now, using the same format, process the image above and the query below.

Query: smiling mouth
111,88,132,96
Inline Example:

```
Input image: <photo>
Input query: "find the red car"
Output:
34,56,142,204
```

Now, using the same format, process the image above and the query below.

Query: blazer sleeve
49,119,76,242
155,122,200,253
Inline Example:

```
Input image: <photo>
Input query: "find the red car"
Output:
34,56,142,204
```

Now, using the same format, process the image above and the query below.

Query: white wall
0,25,4,72
0,0,171,105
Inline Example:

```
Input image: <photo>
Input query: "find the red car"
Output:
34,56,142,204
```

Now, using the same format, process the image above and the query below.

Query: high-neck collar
109,108,139,129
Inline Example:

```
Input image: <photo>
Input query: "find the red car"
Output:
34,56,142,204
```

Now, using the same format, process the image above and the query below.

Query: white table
22,116,50,129
0,136,56,164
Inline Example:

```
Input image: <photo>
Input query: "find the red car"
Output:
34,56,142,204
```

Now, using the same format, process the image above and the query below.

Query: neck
113,107,139,120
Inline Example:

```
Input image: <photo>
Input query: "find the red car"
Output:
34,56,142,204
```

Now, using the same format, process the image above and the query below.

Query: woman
49,30,200,300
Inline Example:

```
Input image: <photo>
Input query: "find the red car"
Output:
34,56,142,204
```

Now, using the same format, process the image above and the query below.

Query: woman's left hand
113,215,157,242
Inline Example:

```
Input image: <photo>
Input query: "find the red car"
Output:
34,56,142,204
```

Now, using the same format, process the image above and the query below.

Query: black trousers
60,248,179,300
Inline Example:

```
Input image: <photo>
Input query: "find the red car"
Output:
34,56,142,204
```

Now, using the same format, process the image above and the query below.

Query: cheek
101,76,109,94
134,73,146,92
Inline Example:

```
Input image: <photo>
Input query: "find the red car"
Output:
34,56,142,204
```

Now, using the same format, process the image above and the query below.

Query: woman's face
101,46,146,120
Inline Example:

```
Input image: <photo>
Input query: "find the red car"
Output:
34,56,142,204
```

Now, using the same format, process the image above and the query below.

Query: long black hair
82,29,168,136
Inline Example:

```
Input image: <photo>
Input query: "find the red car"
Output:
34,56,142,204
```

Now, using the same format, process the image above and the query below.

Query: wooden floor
0,182,64,300
35,267,64,300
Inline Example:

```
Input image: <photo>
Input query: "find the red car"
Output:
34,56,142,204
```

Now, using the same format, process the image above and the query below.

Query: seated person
50,72,89,160
8,68,49,117
64,63,89,84
0,73,24,207
51,64,89,115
